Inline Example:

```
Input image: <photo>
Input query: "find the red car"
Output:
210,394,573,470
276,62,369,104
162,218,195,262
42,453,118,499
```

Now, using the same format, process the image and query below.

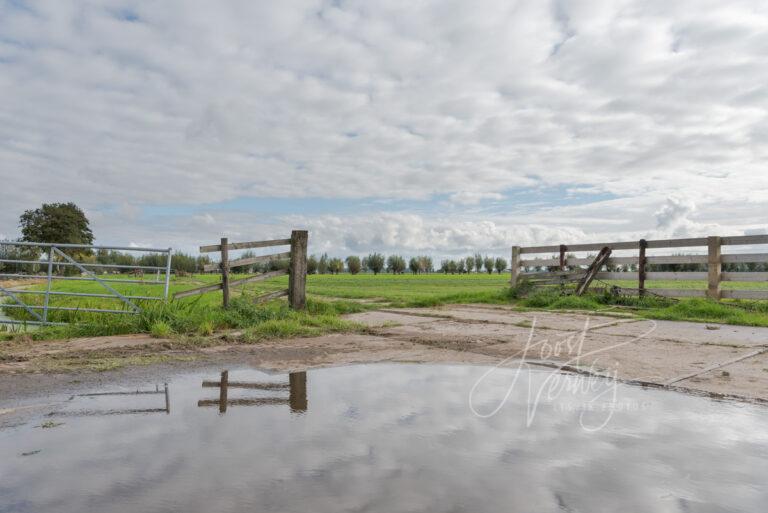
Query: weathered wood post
707,236,722,300
559,244,567,271
510,246,521,287
220,237,230,308
219,370,228,414
288,230,308,310
638,239,647,297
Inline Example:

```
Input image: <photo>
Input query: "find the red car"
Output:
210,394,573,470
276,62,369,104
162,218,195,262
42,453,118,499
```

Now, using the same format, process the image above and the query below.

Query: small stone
721,371,730,378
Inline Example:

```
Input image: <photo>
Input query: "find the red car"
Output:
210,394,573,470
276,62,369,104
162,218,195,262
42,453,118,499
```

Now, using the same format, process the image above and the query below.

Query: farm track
1,304,767,409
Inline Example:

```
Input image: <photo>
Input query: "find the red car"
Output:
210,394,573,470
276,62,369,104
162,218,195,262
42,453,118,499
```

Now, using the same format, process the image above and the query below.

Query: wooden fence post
559,245,567,271
707,236,722,300
220,237,230,308
510,246,521,286
288,230,308,310
638,239,647,297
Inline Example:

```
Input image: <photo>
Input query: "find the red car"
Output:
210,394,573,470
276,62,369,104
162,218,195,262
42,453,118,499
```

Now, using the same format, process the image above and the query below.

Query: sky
1,0,767,258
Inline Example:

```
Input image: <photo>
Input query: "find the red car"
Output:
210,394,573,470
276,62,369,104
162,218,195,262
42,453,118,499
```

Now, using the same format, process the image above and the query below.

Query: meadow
2,272,768,341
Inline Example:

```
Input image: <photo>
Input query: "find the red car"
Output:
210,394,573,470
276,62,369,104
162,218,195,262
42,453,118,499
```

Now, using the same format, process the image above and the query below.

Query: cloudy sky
1,0,766,257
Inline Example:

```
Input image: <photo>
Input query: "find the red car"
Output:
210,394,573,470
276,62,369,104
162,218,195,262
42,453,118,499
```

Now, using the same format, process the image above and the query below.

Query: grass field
2,272,768,340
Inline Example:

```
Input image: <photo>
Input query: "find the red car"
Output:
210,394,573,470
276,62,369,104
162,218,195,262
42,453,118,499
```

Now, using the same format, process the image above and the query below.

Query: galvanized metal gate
0,241,172,327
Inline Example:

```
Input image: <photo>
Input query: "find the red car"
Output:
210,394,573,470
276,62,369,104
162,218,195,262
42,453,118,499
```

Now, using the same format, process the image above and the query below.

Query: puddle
1,363,767,512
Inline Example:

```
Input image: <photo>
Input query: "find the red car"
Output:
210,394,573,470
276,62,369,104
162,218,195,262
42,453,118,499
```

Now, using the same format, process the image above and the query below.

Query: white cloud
448,192,505,206
0,0,766,253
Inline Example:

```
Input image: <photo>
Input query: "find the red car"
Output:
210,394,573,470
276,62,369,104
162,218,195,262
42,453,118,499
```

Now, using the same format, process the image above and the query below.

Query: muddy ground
1,305,767,408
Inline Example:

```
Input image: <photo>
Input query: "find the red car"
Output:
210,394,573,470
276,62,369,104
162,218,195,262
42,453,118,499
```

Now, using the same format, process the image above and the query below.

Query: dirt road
1,304,766,404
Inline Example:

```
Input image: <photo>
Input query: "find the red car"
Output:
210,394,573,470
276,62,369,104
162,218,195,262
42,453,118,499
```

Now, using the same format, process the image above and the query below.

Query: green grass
517,287,768,327
1,280,368,341
2,273,768,339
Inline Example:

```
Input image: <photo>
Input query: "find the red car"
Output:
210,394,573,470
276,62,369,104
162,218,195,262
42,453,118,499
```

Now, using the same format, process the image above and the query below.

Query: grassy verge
3,273,768,341
1,294,369,342
514,287,768,327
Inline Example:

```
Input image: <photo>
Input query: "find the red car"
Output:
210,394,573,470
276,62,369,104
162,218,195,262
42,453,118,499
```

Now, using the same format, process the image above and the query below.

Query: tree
346,255,361,274
484,256,494,274
328,257,344,274
456,258,466,274
366,253,385,275
446,260,458,274
318,253,329,274
419,256,433,273
474,253,483,273
387,254,406,274
409,257,420,274
494,257,507,274
465,256,474,273
20,202,94,247
307,254,318,274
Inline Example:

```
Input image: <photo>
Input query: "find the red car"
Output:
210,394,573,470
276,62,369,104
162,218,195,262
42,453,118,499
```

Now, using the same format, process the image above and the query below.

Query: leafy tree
361,256,369,273
387,254,406,274
474,253,483,273
366,253,385,275
0,242,41,274
307,254,318,274
346,255,361,275
20,202,94,248
446,260,458,274
318,253,329,274
456,258,466,274
328,257,344,274
409,257,420,274
420,256,433,273
464,256,474,273
268,258,289,271
484,256,494,274
494,257,507,274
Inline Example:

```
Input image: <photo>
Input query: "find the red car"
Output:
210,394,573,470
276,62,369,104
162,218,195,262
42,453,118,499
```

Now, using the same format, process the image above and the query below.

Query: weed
150,321,173,338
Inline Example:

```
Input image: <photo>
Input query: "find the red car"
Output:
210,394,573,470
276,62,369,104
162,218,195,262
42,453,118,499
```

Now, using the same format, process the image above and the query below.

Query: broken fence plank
173,270,288,299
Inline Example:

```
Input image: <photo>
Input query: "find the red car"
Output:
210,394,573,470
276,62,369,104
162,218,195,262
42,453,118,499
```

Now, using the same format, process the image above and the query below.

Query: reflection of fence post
289,372,307,412
164,383,170,414
288,230,308,310
510,246,521,287
220,237,230,308
707,236,722,300
219,370,229,414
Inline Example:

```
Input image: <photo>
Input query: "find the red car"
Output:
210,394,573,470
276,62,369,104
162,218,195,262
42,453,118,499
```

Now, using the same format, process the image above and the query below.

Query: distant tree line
303,252,510,275
521,252,768,273
0,244,215,276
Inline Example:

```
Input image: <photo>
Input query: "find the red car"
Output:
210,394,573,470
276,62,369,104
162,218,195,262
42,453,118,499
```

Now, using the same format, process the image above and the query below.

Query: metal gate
0,241,172,327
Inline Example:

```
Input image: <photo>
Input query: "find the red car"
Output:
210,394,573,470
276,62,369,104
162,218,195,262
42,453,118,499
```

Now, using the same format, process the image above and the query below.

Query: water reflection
197,370,308,414
48,384,170,417
1,364,767,513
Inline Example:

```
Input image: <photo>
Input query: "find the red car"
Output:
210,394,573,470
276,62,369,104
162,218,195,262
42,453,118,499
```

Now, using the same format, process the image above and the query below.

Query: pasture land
2,273,768,341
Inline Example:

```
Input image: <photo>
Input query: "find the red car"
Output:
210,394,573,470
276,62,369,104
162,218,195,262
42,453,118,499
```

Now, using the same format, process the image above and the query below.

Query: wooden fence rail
174,230,308,309
510,234,768,300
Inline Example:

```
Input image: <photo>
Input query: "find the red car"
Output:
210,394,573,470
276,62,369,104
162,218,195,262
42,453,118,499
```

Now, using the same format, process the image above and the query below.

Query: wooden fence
510,234,768,300
174,230,308,309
